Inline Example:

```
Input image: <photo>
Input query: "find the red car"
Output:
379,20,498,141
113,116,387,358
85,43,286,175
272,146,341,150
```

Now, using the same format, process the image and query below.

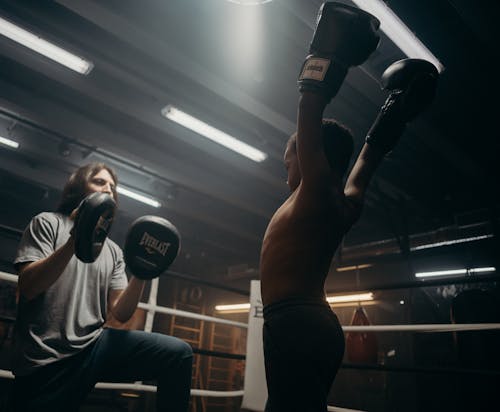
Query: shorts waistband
263,296,330,317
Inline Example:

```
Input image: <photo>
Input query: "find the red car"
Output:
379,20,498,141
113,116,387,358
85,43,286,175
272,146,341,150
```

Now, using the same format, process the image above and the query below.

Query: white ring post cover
241,280,267,411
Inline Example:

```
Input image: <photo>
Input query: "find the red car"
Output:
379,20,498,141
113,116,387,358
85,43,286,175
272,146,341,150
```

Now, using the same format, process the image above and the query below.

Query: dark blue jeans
11,328,193,412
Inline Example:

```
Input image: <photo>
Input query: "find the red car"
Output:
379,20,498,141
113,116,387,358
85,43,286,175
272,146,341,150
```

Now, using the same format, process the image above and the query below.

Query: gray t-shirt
13,212,128,376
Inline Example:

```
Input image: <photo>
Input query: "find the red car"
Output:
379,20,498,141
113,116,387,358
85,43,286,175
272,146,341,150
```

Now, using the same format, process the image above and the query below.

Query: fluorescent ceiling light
120,392,140,398
0,135,19,148
337,264,372,272
350,0,444,73
329,300,377,308
161,105,267,163
215,303,250,312
415,267,496,278
326,292,374,304
469,267,496,274
0,16,93,74
117,186,161,208
411,234,494,251
215,292,374,313
415,269,466,278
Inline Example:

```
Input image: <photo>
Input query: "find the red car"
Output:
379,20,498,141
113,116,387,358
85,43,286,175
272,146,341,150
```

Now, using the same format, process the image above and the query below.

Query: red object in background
345,307,378,364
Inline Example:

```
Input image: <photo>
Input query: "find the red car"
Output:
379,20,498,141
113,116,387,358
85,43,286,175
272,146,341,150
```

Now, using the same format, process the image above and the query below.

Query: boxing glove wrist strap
298,55,348,101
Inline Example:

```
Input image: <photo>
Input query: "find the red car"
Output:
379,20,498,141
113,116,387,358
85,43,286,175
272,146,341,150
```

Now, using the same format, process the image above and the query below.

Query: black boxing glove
124,215,180,280
298,2,380,101
73,192,116,263
365,58,439,154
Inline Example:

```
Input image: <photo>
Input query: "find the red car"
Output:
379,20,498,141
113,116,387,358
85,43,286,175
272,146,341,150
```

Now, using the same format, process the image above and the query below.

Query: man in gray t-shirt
11,163,193,412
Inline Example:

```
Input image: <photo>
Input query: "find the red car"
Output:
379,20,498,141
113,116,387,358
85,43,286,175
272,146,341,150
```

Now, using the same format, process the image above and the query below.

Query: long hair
57,163,118,215
322,118,354,179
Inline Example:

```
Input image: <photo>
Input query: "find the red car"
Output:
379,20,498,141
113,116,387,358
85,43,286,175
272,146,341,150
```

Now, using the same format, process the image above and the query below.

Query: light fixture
415,267,496,278
326,292,374,304
0,135,19,148
116,186,161,208
215,292,375,313
469,267,496,274
415,269,466,278
161,105,267,163
328,300,377,308
0,16,93,74
215,303,251,314
350,0,444,73
411,234,494,251
336,264,372,272
120,392,140,398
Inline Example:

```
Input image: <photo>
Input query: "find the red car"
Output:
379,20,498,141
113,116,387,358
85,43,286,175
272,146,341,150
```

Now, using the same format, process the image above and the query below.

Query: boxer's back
260,184,355,306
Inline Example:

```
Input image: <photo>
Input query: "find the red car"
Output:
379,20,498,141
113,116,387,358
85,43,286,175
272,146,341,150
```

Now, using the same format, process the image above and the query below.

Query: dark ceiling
0,0,498,282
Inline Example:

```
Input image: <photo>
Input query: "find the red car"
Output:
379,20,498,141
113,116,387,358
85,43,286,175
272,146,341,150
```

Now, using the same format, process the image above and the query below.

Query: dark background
0,1,499,411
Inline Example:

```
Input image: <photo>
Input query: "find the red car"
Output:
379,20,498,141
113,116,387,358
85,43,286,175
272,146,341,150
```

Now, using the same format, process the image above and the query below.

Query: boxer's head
57,163,118,215
284,119,353,192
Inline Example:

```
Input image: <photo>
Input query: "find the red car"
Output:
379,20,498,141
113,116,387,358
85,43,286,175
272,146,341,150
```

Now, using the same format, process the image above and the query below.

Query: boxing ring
1,271,500,412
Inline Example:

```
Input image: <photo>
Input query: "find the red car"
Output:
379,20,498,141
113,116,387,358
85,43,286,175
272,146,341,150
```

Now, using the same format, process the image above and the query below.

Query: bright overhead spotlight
117,186,161,208
350,0,444,73
161,105,267,163
0,16,93,74
0,135,19,148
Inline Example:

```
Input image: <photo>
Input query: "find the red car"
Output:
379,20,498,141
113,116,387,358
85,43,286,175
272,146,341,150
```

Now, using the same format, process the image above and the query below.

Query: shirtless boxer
259,2,438,411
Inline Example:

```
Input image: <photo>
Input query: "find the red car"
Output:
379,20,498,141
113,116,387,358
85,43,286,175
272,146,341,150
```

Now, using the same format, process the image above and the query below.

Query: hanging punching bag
346,307,378,364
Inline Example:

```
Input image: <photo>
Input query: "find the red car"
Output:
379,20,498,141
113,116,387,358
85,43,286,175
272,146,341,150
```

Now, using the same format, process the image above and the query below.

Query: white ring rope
0,369,362,407
0,370,13,379
95,382,244,397
0,369,362,408
0,369,243,397
0,271,248,399
144,277,159,333
3,271,499,332
3,271,495,411
0,271,18,283
0,271,247,328
137,302,247,328
342,323,500,332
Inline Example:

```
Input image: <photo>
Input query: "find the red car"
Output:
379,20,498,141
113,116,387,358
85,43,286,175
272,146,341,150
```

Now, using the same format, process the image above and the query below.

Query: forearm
18,238,75,300
344,143,385,200
298,93,328,146
110,276,146,322
296,93,329,171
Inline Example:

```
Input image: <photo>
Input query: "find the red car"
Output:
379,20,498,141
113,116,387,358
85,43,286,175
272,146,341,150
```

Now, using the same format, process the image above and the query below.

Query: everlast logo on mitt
299,57,330,82
139,232,170,256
